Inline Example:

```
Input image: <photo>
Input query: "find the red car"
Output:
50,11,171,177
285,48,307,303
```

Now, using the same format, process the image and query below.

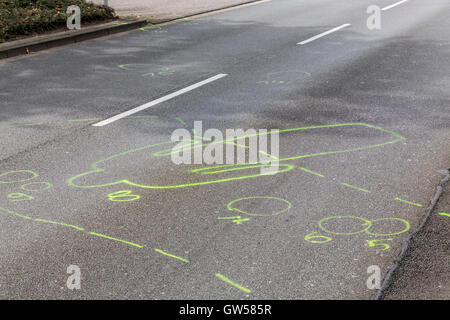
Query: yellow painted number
107,190,140,202
367,239,393,251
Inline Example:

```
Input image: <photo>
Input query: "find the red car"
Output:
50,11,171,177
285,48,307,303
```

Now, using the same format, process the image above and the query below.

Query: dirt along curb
0,0,265,60
376,169,450,299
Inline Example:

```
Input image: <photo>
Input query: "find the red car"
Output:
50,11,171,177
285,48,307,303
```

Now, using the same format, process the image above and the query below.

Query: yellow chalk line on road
175,117,187,127
340,183,370,193
216,273,252,293
298,167,325,178
0,207,194,264
298,167,425,206
394,198,423,207
154,249,189,263
0,207,143,248
89,232,143,248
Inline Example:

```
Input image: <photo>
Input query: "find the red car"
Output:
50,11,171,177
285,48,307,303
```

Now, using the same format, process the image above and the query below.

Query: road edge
0,0,265,60
373,169,450,300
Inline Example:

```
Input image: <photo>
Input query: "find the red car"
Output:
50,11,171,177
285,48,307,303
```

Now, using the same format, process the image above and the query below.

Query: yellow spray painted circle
20,182,52,192
318,216,372,236
0,170,39,184
227,196,291,217
365,218,410,236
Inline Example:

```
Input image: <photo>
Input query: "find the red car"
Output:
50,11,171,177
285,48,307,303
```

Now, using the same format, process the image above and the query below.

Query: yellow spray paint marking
0,170,38,184
142,68,174,77
367,239,393,251
67,123,405,190
192,135,213,142
0,207,32,220
107,190,140,202
0,207,143,249
318,216,371,236
34,218,85,231
227,196,291,217
309,216,409,250
438,212,450,217
7,193,34,202
304,232,332,244
154,249,189,263
340,183,370,193
215,274,252,294
258,150,278,160
365,218,410,236
217,216,251,225
298,167,324,178
394,197,423,207
20,182,52,192
317,216,410,237
118,64,134,70
89,232,143,248
196,164,268,175
139,22,167,33
175,117,187,126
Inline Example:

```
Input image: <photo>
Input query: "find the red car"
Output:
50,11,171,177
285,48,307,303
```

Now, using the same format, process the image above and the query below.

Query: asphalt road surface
0,0,449,299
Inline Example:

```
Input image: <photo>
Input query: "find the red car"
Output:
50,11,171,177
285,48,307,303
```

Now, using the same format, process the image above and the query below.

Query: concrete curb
374,169,450,300
0,0,264,60
0,19,149,59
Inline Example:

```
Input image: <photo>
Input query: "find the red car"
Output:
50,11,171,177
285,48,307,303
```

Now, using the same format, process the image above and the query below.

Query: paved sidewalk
91,0,259,20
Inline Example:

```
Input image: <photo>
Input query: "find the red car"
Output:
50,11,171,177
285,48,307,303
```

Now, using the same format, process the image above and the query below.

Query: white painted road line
382,0,408,11
297,24,351,45
93,74,228,127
